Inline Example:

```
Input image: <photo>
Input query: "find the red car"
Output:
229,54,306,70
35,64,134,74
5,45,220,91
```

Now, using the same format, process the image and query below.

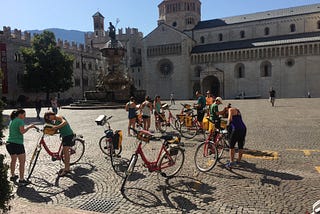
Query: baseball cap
215,97,223,104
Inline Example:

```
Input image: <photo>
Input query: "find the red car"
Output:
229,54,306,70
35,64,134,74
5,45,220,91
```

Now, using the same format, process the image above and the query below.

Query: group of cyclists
125,91,247,170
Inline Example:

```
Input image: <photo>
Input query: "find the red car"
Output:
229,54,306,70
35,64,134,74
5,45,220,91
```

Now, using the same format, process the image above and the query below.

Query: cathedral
1,0,320,104
143,0,320,99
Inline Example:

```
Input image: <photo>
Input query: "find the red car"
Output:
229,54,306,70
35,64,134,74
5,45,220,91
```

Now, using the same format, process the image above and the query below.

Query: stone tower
158,0,201,31
93,12,105,37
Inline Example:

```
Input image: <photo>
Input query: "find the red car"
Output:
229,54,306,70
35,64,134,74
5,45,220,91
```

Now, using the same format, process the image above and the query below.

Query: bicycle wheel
159,147,185,178
121,154,138,193
216,137,227,159
194,141,218,172
99,136,122,156
179,120,198,139
63,138,85,165
27,145,41,180
174,119,181,131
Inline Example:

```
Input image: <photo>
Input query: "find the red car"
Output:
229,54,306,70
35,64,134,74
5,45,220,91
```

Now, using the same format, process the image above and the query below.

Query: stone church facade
144,0,320,99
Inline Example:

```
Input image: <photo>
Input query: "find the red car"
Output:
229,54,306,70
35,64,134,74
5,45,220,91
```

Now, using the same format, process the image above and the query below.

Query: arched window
200,36,205,44
264,27,270,35
290,24,296,32
240,30,245,38
260,61,272,77
218,33,223,41
234,63,245,78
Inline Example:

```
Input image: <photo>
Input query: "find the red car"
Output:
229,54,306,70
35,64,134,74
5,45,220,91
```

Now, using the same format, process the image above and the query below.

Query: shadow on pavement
121,187,163,208
55,164,96,198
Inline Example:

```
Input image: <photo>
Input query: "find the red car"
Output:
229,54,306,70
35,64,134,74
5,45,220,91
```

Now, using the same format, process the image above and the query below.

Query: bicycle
178,110,206,139
121,127,185,193
95,115,123,174
27,126,85,180
194,117,229,172
157,103,182,133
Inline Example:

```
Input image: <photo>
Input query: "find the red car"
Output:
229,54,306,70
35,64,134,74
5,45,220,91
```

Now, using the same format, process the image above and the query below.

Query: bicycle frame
134,141,174,172
38,133,64,160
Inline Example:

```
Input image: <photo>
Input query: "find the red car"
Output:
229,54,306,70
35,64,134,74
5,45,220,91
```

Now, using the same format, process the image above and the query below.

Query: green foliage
21,31,74,98
0,154,12,213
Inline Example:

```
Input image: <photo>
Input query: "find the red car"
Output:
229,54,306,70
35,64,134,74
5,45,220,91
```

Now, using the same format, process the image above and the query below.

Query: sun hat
215,97,223,104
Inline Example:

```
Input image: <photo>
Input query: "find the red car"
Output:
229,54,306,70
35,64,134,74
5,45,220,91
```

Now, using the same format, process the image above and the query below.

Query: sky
1,0,320,36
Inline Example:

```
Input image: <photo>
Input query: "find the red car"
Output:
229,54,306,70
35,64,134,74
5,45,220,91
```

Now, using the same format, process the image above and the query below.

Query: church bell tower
93,12,105,37
158,0,201,31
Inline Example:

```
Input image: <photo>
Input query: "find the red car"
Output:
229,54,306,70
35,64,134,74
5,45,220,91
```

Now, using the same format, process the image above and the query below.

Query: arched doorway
202,76,220,97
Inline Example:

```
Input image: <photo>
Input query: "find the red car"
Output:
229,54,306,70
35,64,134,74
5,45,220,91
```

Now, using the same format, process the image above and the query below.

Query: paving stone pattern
1,98,319,213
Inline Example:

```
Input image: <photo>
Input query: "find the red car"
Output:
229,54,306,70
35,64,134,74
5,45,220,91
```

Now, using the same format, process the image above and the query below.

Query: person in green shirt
6,109,35,185
209,97,227,129
44,111,75,177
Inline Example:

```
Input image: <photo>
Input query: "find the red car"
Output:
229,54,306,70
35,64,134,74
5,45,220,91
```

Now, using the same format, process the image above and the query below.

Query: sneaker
225,162,235,170
10,175,18,181
18,179,31,186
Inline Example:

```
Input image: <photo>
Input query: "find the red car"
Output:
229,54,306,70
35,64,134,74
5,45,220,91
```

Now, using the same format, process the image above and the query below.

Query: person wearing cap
209,96,227,129
225,106,247,169
194,91,206,130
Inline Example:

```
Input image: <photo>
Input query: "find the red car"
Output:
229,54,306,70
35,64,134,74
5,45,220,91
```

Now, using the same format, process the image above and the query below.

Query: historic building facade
1,1,320,104
143,0,320,99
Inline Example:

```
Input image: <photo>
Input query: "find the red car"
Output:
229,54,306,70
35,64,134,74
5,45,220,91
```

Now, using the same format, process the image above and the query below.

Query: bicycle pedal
160,172,167,177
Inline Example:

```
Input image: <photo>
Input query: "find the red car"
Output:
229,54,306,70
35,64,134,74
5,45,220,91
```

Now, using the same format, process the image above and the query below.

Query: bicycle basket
43,124,57,135
169,146,179,156
112,130,122,150
185,116,193,127
137,130,152,142
176,114,185,122
95,115,107,126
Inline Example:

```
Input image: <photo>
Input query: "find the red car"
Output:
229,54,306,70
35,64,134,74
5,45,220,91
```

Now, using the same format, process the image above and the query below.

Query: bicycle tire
27,145,41,180
179,120,198,139
194,141,218,172
99,136,122,156
62,138,85,165
159,147,185,178
121,154,138,193
216,137,227,159
174,119,181,131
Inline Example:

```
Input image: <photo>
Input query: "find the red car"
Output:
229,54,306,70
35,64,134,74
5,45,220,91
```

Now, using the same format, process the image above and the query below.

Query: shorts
197,110,205,122
142,115,150,119
229,129,246,149
6,142,25,155
62,134,75,147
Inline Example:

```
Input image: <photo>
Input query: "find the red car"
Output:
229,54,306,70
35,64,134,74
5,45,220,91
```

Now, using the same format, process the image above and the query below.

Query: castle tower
93,12,105,37
158,0,201,31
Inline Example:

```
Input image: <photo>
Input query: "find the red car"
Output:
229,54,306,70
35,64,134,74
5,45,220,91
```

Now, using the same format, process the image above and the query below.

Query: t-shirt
7,118,25,144
210,103,219,120
197,96,206,110
54,118,74,137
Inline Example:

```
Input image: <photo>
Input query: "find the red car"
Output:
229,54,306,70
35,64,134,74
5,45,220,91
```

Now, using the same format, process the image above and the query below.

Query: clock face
158,59,173,75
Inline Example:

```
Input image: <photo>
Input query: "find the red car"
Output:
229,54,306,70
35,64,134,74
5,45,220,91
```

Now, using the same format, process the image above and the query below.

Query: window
264,27,270,35
235,63,245,78
290,24,296,32
317,21,320,29
76,61,80,68
260,61,272,77
218,33,223,41
200,36,205,44
158,59,173,76
75,78,80,87
172,21,177,27
88,62,92,70
240,31,245,38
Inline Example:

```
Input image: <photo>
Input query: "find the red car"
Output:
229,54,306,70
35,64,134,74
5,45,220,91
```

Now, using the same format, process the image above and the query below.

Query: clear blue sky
1,0,320,35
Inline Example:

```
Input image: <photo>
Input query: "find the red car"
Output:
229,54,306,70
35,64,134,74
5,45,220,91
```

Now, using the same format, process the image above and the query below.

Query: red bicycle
194,117,229,172
157,104,182,133
27,126,85,180
121,128,185,193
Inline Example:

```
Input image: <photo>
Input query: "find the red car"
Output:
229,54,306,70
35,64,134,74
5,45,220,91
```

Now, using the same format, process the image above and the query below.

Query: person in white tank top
140,96,153,131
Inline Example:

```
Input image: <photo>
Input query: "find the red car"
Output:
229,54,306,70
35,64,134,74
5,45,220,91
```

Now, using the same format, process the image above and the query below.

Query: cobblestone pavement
1,98,319,213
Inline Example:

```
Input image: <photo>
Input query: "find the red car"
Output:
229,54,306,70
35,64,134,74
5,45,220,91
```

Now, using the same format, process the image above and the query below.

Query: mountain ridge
27,28,88,44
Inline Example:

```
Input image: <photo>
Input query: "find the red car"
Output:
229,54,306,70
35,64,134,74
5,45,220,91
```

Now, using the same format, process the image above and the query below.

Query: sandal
58,169,71,177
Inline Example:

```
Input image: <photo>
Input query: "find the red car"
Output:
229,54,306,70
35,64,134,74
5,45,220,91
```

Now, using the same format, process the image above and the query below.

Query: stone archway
202,75,220,97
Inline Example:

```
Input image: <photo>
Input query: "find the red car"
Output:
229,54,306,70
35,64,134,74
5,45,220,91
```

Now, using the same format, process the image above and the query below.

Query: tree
21,31,74,101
